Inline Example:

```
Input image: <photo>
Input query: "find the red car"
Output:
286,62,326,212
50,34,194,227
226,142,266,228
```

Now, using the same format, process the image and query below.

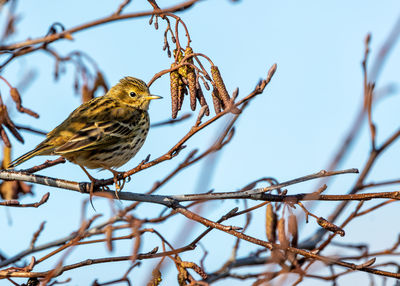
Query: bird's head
108,76,162,110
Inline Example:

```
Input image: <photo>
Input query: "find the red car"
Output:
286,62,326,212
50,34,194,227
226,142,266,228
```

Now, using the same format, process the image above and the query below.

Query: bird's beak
146,95,163,100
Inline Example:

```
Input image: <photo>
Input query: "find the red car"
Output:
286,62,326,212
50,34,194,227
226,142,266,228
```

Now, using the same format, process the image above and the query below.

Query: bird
8,76,162,201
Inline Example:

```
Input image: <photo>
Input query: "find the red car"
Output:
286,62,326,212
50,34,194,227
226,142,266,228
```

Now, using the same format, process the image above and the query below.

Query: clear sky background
1,1,400,285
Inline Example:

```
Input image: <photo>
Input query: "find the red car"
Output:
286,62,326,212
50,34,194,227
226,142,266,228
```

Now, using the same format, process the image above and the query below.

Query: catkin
196,87,209,116
185,46,197,111
170,63,179,119
265,204,277,243
147,268,162,286
0,105,23,143
187,70,196,111
105,225,113,252
211,65,241,114
277,218,289,248
288,214,298,247
175,49,187,77
10,88,39,118
94,71,107,91
211,88,222,114
81,84,93,103
177,77,186,111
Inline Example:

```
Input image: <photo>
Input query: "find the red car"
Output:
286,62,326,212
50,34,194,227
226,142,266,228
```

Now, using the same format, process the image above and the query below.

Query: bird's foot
88,180,96,211
85,175,98,211
79,165,98,211
106,169,128,200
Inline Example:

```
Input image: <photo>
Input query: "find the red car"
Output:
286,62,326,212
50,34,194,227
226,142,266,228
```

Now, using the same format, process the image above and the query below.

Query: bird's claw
88,180,96,211
110,171,127,200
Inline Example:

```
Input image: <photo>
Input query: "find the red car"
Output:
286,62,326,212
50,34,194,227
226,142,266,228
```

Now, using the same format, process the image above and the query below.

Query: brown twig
0,192,49,208
0,0,200,52
150,113,191,128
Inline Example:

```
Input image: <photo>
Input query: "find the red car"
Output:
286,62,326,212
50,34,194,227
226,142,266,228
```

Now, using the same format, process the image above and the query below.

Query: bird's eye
130,91,137,97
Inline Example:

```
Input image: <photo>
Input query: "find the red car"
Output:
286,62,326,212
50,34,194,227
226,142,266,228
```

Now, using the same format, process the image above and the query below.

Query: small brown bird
9,76,161,198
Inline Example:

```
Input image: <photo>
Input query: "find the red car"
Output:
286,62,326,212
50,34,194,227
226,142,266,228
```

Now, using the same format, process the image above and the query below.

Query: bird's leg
79,165,98,210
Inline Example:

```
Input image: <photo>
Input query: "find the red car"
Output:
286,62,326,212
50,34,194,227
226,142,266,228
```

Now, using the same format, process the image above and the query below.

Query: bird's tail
8,145,49,169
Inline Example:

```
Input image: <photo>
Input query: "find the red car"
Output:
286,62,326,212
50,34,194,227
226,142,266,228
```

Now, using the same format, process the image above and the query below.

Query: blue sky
1,1,400,285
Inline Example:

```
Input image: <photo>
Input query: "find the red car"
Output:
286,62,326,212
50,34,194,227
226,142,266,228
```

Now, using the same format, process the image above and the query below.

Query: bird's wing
54,108,145,154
